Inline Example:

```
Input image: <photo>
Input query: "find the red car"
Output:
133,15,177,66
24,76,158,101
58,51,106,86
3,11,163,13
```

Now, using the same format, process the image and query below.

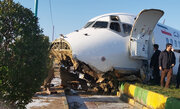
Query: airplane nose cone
50,38,73,61
51,38,71,51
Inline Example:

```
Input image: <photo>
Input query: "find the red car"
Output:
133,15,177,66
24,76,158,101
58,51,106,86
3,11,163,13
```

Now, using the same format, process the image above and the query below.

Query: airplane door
130,9,164,60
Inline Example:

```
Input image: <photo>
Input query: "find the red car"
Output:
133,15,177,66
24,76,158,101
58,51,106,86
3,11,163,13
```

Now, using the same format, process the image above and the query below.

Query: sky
13,0,180,42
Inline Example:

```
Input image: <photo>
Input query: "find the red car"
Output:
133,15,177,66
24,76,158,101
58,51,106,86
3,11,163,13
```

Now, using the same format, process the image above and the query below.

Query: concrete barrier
165,97,180,109
119,83,180,109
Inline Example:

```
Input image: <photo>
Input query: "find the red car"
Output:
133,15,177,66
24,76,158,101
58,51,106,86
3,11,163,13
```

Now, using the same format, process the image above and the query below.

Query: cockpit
83,15,133,36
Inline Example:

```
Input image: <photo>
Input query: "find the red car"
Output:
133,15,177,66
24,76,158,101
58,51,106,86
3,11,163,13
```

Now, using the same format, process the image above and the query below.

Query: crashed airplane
50,9,180,92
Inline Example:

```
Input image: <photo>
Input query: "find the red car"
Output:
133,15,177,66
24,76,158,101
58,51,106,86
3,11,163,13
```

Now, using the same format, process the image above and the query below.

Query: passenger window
170,39,173,45
92,21,108,28
123,24,132,35
174,40,177,47
110,22,121,32
166,38,169,43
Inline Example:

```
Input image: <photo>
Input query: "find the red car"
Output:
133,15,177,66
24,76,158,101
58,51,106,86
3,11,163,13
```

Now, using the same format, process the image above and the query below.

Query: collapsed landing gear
59,59,90,91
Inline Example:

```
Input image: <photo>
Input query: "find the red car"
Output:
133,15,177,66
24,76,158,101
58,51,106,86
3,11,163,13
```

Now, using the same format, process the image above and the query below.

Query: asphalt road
66,91,133,109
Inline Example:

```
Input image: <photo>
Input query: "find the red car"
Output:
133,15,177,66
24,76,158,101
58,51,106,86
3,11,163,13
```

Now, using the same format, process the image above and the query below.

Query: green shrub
0,0,50,108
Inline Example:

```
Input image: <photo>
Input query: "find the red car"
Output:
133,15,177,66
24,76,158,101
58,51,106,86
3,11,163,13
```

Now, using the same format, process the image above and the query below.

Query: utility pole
52,25,54,41
34,0,38,17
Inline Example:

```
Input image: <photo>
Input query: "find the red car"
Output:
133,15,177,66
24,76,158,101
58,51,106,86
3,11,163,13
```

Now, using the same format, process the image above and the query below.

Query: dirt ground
26,93,67,109
26,78,67,109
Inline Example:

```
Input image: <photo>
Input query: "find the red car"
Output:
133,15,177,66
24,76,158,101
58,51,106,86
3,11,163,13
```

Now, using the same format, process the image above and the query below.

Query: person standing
176,61,180,88
173,49,180,88
150,44,161,85
159,43,176,88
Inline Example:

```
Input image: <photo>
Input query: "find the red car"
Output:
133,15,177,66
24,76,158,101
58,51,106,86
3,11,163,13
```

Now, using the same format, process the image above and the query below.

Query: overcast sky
14,0,180,41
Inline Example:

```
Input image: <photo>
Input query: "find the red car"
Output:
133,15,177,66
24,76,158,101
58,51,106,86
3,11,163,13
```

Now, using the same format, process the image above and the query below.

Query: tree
0,0,50,108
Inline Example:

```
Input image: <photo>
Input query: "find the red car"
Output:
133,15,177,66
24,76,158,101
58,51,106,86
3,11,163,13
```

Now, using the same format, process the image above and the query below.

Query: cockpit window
84,21,95,28
92,21,108,28
110,22,121,32
123,24,132,35
110,16,119,21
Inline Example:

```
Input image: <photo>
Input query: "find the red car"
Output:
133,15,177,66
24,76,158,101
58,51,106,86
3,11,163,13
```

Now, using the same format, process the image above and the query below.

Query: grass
134,83,180,98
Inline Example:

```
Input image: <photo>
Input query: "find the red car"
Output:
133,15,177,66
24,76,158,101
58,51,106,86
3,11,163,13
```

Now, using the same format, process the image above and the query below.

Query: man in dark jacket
176,61,180,88
173,49,180,88
150,44,161,85
176,66,180,88
159,43,176,88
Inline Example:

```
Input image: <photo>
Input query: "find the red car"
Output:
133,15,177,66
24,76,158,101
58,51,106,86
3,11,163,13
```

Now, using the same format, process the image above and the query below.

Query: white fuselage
60,13,180,74
153,24,180,74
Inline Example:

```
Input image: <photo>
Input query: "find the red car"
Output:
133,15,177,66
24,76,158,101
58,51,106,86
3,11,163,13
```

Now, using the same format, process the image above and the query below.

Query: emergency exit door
130,9,164,60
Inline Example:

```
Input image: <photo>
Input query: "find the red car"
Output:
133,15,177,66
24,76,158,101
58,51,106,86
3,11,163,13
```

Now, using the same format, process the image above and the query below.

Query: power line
49,0,54,41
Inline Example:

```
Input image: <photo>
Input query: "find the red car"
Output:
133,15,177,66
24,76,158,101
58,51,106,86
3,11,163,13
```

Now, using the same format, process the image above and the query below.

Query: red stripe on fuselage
161,30,172,36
